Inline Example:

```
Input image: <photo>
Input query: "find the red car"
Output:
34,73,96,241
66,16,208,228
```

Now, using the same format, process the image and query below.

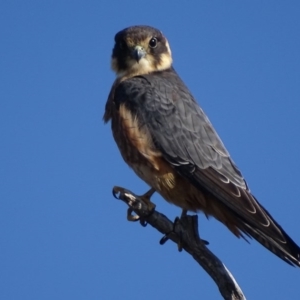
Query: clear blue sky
1,1,300,299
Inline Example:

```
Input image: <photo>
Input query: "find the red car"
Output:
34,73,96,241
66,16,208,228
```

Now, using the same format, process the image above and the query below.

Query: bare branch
112,186,246,300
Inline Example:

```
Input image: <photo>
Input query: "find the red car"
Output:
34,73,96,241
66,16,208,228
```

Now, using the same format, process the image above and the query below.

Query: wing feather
114,69,300,266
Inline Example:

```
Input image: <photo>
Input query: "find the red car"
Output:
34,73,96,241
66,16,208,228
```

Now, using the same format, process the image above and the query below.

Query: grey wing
114,70,300,266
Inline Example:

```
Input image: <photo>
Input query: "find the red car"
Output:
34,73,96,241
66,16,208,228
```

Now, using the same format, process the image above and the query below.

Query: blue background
1,1,300,299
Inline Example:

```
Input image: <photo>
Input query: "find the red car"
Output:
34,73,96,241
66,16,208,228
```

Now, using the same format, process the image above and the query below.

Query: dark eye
149,37,158,48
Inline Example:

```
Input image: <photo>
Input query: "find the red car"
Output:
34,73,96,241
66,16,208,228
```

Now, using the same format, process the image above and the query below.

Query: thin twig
112,186,246,300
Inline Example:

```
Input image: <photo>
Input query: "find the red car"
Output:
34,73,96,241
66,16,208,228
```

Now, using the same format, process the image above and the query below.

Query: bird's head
111,25,172,78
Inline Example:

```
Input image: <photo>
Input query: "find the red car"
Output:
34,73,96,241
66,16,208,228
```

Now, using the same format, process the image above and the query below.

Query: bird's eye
149,37,158,48
119,40,127,50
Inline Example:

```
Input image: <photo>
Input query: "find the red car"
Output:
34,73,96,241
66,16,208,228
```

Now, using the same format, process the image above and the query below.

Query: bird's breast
110,103,208,212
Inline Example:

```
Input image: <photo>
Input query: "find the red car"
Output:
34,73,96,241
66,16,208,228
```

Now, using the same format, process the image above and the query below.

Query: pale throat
114,53,173,79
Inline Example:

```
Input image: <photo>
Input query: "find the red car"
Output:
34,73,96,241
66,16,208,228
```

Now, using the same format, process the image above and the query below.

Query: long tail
232,202,300,267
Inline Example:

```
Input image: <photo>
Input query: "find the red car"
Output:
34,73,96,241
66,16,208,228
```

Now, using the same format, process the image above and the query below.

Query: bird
104,25,300,267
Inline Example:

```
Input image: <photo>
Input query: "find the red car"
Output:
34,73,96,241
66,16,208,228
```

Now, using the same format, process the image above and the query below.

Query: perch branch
112,186,246,300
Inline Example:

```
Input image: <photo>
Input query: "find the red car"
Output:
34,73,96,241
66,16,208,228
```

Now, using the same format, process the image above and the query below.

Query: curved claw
127,208,148,227
201,239,209,245
159,234,170,245
112,186,124,199
127,208,140,222
139,219,148,227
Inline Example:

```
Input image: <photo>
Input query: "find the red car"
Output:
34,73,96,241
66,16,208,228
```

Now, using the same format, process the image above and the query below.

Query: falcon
104,25,300,266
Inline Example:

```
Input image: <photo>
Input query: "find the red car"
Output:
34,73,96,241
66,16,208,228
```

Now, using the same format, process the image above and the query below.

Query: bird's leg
127,187,156,225
181,209,188,218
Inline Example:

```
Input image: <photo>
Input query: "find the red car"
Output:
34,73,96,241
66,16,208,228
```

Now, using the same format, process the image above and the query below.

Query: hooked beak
132,46,146,63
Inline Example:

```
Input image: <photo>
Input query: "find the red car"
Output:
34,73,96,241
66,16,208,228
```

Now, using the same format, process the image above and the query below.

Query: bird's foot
160,216,183,251
112,186,156,226
160,211,209,251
